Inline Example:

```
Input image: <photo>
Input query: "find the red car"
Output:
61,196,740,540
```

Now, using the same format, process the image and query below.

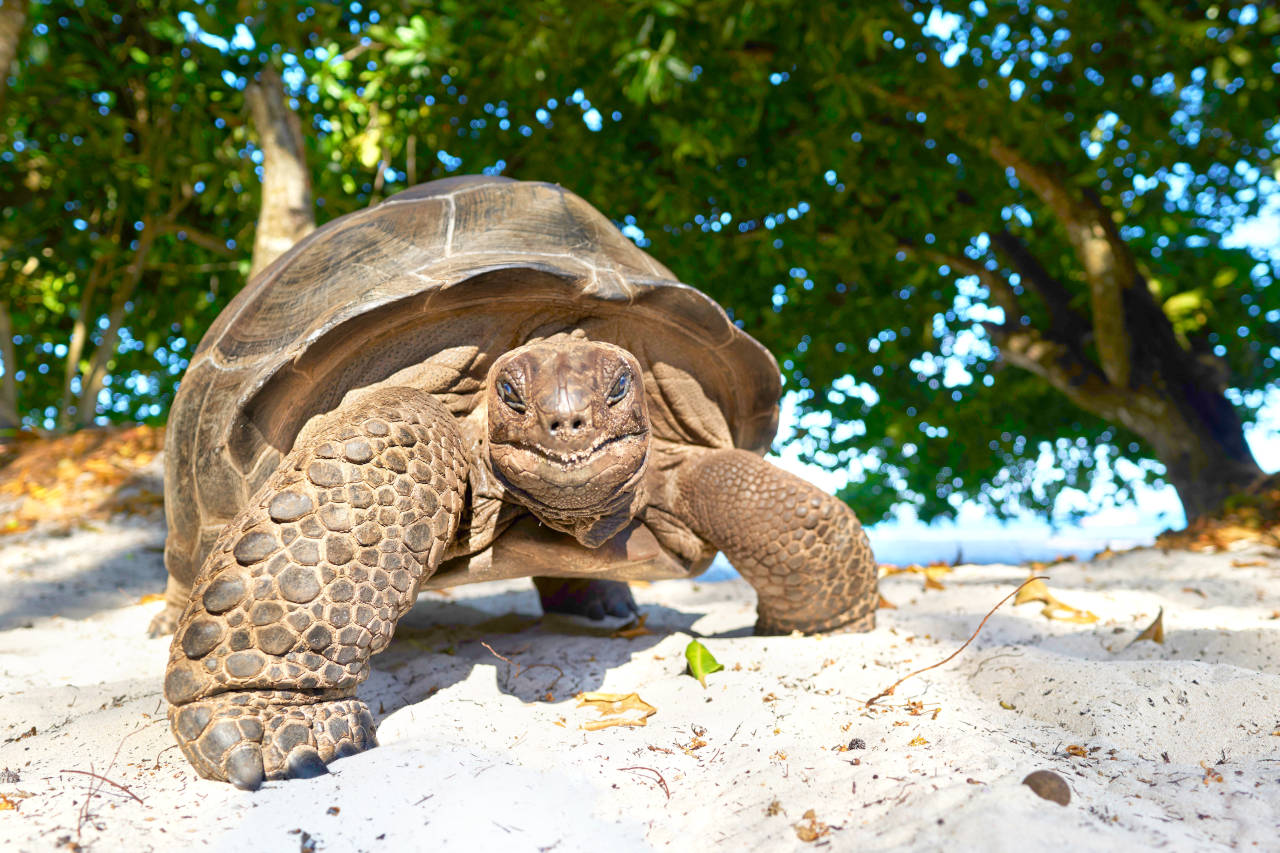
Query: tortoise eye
607,372,630,405
498,379,526,413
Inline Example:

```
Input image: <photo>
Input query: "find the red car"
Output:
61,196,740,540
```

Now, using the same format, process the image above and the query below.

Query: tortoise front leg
675,449,877,635
164,388,467,789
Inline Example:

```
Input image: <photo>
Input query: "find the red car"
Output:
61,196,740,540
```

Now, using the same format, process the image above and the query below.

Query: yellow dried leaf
794,809,830,842
908,735,928,746
138,592,165,605
877,594,897,610
0,795,16,811
576,692,656,731
1041,602,1099,624
1014,578,1052,606
1131,607,1165,645
1015,578,1097,623
612,613,653,639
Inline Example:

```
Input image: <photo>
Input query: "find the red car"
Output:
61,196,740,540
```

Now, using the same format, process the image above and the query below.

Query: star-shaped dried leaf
576,692,657,730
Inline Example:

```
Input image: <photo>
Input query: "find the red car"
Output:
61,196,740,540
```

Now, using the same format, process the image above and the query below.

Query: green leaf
684,640,724,688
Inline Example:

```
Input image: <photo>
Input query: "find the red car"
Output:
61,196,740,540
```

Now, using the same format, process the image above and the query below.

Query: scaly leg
164,388,467,789
532,577,639,620
675,449,876,635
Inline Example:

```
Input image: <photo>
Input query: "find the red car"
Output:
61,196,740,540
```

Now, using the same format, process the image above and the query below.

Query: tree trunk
58,262,104,430
1139,396,1261,521
246,66,314,279
74,226,155,427
973,136,1268,522
0,299,18,430
0,0,25,114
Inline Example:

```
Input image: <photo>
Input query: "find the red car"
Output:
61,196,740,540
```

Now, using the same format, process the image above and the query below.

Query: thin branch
339,40,383,62
59,769,145,804
154,222,238,257
929,248,1024,322
989,229,1091,343
618,766,670,800
866,576,1047,707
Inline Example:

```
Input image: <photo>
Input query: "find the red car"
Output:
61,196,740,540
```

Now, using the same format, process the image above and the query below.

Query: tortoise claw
169,694,375,787
225,745,266,791
286,747,330,780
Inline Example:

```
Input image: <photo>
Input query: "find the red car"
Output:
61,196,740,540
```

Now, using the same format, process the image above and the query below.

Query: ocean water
700,519,1166,581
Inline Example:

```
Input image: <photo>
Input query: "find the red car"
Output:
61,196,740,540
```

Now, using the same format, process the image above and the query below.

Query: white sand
1,514,1277,851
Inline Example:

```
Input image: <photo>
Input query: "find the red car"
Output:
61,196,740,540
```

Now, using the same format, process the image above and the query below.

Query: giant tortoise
158,175,877,789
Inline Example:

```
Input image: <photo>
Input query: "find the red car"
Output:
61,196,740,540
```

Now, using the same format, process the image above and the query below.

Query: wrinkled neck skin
482,334,652,549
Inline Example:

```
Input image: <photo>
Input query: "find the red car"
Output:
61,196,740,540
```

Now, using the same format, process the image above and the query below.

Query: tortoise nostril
572,418,583,430
549,420,561,433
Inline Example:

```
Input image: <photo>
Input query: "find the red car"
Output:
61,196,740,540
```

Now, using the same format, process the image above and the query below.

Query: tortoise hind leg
147,576,189,637
164,388,467,788
532,577,638,620
674,449,877,635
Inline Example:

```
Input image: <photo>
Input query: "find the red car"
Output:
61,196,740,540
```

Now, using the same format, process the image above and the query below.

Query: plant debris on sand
0,425,164,535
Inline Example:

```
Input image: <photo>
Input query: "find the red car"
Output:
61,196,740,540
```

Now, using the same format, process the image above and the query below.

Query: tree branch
863,79,1139,389
985,140,1135,388
988,229,1091,344
988,324,1143,429
930,249,1025,323
154,222,238,257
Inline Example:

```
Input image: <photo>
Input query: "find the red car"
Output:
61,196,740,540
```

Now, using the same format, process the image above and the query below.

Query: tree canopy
2,0,1277,522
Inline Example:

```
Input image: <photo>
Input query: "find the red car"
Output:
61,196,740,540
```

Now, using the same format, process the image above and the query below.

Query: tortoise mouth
521,430,647,467
488,431,650,512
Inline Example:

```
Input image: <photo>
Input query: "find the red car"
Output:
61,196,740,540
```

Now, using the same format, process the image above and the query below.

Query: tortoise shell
164,175,781,587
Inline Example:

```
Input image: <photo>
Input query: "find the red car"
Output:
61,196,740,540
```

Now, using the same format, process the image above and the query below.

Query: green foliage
684,639,724,688
2,1,1277,521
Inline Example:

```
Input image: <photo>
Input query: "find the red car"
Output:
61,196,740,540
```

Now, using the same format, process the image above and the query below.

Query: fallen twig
865,576,1046,707
58,769,144,804
619,765,670,800
480,641,564,692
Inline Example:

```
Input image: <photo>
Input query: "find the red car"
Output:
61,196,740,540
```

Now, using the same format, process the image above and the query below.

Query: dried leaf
1130,607,1165,645
877,594,897,610
611,613,653,639
1014,578,1053,606
684,640,724,688
794,809,830,842
137,592,165,605
881,563,952,580
1040,602,1099,624
1014,578,1098,623
0,795,17,811
576,692,656,730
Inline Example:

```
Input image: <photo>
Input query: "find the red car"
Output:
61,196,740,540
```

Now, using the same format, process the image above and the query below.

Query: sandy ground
0,510,1278,852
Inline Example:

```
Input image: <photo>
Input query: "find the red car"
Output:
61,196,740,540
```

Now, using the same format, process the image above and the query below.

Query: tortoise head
484,334,650,544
